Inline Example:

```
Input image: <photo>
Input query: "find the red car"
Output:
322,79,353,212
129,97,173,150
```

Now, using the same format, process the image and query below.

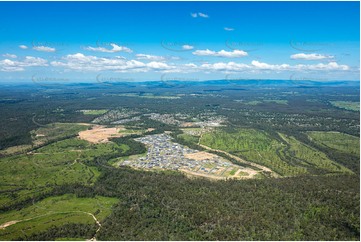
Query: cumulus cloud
194,60,350,72
136,54,166,61
182,45,194,50
19,45,28,49
1,51,350,75
0,56,48,72
84,43,132,53
193,49,248,58
290,53,334,60
199,62,250,72
295,62,349,71
3,54,17,59
50,53,174,72
224,27,234,31
251,60,290,70
33,46,56,52
190,13,198,18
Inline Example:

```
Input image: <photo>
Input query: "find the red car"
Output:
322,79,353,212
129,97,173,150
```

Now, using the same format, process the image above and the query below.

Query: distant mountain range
1,79,359,88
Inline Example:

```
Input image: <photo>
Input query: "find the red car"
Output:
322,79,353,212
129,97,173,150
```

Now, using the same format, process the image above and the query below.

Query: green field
307,131,360,157
0,137,128,209
0,123,89,156
278,133,352,174
200,128,352,176
0,194,118,240
177,133,200,144
330,101,360,111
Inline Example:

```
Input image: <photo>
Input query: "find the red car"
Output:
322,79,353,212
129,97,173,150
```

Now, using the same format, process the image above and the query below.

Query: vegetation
0,194,118,240
200,128,352,176
330,101,359,111
308,131,360,157
76,168,360,241
0,123,88,156
0,138,128,210
80,109,108,115
0,81,359,240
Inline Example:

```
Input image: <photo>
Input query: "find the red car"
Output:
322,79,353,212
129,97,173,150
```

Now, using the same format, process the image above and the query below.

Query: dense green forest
0,81,359,240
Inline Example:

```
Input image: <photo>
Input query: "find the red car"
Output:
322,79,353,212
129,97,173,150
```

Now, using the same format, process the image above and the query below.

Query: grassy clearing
200,128,306,176
307,131,360,157
200,128,351,176
118,128,146,135
330,101,359,111
0,138,128,209
31,123,89,144
0,194,118,240
278,133,352,174
80,110,108,115
0,123,89,156
177,133,199,144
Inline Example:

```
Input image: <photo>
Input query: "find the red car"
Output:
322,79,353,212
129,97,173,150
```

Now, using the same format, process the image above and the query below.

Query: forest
0,80,359,240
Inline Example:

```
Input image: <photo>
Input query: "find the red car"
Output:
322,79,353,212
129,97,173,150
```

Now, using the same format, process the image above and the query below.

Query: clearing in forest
78,125,125,143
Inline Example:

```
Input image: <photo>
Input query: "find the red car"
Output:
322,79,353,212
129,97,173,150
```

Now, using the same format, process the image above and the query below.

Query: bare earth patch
180,122,197,127
185,151,216,161
78,125,125,143
0,221,19,230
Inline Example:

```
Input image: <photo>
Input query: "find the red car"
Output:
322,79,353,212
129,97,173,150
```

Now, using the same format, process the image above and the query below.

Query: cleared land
0,137,128,209
0,194,118,240
80,109,108,115
78,125,125,143
200,128,352,176
116,134,256,180
307,131,360,157
330,101,360,111
0,123,88,156
184,151,216,161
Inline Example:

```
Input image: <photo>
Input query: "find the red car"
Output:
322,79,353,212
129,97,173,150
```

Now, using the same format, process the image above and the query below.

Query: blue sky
0,1,359,83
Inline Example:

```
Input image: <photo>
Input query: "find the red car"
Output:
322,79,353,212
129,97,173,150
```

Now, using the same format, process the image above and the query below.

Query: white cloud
3,54,17,59
182,45,194,50
190,13,198,18
199,62,250,72
84,43,132,53
50,53,174,72
0,56,48,72
193,49,248,58
198,12,209,18
136,54,166,61
19,45,28,49
291,53,334,60
194,60,350,72
33,46,56,52
224,27,234,31
295,62,349,71
251,60,290,70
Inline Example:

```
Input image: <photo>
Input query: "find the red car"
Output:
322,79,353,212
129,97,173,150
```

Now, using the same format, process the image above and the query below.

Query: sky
0,1,359,83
